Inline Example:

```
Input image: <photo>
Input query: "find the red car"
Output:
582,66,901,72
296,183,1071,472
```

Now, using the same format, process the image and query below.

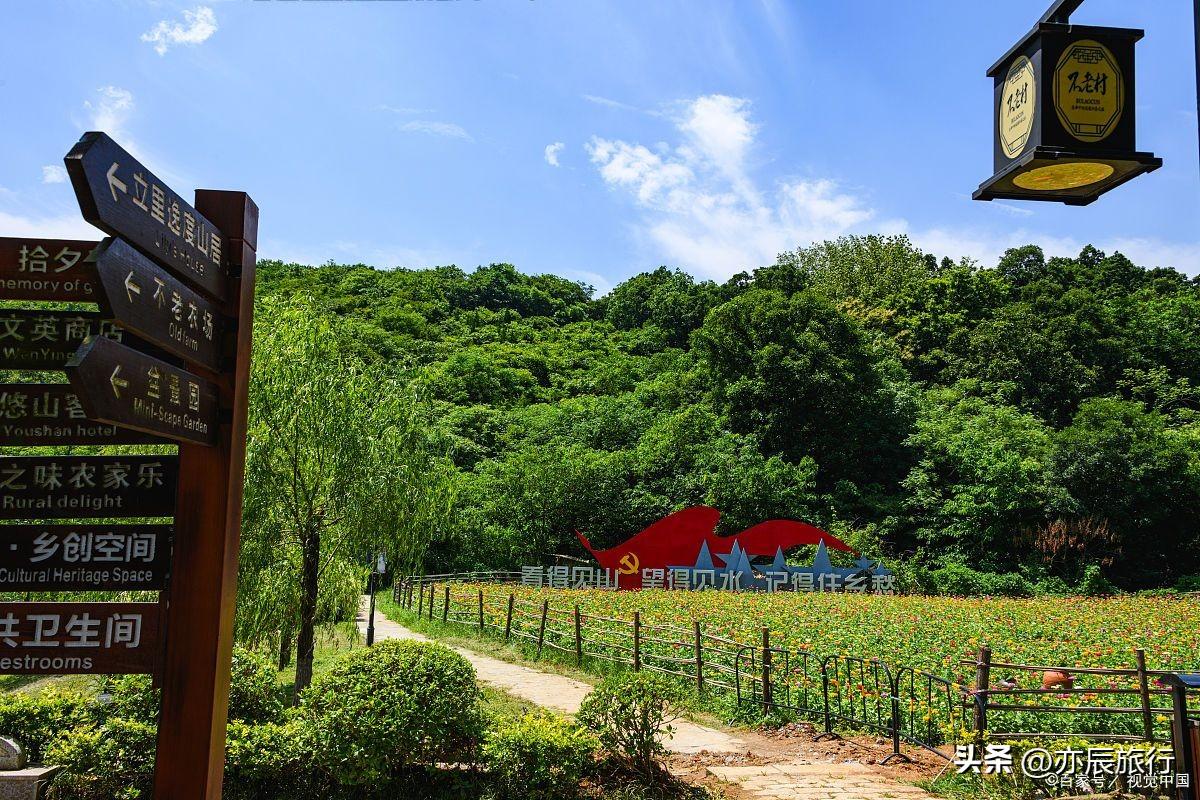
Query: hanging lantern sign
974,4,1161,205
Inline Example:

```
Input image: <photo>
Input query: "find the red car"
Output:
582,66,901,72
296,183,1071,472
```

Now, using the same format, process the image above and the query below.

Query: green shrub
1175,574,1200,592
1077,564,1117,596
45,717,156,800
301,639,483,784
228,647,285,723
223,718,326,800
577,672,681,778
982,572,1033,598
483,712,597,799
930,563,1033,597
0,689,89,764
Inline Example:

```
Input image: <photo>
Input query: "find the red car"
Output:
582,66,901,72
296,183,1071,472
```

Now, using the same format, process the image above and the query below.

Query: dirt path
356,597,938,800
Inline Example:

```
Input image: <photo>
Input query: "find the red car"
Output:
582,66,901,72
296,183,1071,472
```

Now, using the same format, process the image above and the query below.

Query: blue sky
2,0,1197,294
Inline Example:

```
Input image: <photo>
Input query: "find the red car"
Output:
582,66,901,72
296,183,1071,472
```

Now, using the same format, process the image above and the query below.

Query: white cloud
398,120,473,141
141,6,217,56
0,210,98,240
583,94,640,112
544,142,565,167
41,166,67,184
588,93,1200,278
587,94,872,279
907,225,1200,275
84,86,134,141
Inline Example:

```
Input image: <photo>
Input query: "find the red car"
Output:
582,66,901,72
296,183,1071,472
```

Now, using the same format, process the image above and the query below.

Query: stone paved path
356,597,934,800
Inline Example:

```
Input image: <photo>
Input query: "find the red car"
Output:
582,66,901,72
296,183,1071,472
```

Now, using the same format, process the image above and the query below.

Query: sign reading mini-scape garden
0,131,259,800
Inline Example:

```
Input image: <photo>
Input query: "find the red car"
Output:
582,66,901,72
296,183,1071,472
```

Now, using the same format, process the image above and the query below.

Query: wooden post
418,581,424,618
1135,648,1154,742
694,620,704,694
428,583,435,620
504,594,514,642
153,191,257,800
973,645,992,743
761,627,773,714
633,611,641,671
478,588,485,633
574,605,583,667
536,600,548,659
442,585,450,624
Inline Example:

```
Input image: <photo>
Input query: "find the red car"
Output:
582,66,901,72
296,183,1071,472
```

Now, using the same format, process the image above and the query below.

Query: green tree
242,296,452,695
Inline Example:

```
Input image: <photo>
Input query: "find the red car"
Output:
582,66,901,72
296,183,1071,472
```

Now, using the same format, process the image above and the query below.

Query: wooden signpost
1,130,257,800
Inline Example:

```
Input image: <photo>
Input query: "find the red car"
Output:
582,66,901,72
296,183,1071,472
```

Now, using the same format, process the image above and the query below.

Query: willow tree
241,295,453,695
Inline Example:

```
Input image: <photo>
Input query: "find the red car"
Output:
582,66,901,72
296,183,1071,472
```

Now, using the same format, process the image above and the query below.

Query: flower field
488,586,1199,675
418,583,1200,744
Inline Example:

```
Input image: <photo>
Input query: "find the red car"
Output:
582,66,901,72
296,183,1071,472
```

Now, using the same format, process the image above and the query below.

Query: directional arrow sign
0,455,178,520
0,237,100,302
0,384,162,446
93,238,226,370
0,524,172,591
66,335,218,445
65,132,229,301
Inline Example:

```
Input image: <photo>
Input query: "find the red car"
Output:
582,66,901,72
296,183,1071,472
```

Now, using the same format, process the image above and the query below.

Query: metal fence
393,578,1197,762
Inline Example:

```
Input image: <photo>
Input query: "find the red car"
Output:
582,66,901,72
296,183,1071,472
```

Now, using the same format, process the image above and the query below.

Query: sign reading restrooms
0,131,258,800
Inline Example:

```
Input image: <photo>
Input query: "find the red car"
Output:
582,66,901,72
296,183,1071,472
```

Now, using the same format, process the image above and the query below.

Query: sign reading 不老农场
0,384,161,446
65,132,229,300
93,237,226,371
0,237,99,302
0,455,178,520
0,602,161,674
66,335,218,445
0,524,171,591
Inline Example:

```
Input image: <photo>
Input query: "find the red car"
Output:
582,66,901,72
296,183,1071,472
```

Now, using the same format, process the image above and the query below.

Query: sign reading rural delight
520,506,897,593
0,131,259,800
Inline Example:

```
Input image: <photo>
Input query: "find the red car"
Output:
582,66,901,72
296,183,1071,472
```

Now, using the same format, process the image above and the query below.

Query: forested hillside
255,235,1200,592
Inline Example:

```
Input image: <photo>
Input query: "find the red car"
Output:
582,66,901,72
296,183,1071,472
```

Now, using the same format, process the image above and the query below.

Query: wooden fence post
442,585,450,624
536,600,548,660
973,645,992,743
694,620,704,694
427,584,434,620
417,582,424,618
504,594,514,642
478,589,485,633
1135,648,1154,742
761,627,773,714
574,605,583,667
633,612,641,671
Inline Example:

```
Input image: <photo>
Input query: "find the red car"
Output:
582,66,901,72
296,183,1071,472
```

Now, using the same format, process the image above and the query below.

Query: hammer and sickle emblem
617,552,640,575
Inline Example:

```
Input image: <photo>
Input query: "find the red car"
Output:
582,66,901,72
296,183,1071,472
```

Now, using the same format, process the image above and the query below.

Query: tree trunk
294,522,320,700
277,622,293,671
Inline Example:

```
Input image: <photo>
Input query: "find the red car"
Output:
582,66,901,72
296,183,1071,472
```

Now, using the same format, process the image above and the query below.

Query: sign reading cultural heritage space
0,384,160,446
65,132,230,300
66,335,218,445
0,455,178,520
0,602,161,675
0,237,99,302
0,524,171,591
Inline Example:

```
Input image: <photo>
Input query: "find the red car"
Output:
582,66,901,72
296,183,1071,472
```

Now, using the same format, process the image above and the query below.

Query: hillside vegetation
255,235,1200,592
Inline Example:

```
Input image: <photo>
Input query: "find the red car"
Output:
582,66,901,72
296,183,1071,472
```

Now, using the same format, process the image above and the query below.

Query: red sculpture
576,506,853,589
